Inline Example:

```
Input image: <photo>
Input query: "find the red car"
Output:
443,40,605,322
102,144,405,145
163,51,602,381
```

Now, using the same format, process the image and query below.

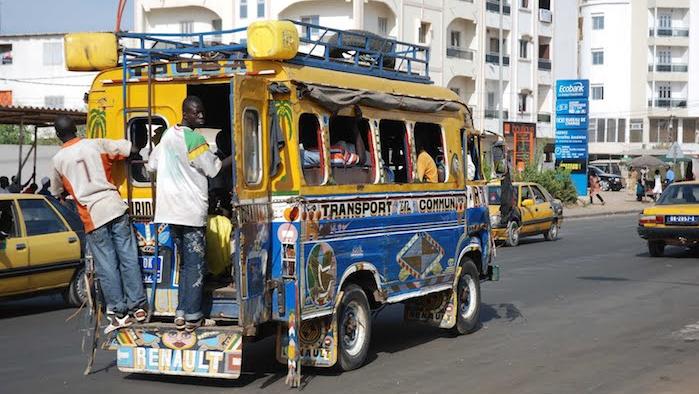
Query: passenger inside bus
379,119,409,183
328,116,373,185
414,122,445,183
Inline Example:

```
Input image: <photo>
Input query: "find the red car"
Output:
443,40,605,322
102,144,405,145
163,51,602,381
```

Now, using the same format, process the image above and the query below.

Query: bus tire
327,30,396,69
338,284,372,371
451,258,481,335
64,265,88,307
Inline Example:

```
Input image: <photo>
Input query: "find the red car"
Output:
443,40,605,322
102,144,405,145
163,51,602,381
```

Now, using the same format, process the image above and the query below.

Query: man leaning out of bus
50,115,148,334
147,96,233,332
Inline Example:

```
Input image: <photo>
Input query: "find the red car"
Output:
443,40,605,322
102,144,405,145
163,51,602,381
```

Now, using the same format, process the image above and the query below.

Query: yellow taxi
487,181,563,246
638,181,699,257
0,194,86,305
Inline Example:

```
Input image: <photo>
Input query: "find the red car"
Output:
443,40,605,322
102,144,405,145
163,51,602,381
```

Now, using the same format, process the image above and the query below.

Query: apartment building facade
133,0,560,153
0,33,96,110
579,0,699,158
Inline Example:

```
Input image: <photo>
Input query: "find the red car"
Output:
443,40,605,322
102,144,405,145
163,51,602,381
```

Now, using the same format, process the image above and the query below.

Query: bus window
378,119,409,184
243,108,262,186
413,122,446,182
328,115,374,185
298,113,324,186
128,117,167,185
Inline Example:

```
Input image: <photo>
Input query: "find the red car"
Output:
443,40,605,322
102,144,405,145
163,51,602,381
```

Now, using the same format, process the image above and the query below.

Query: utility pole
498,0,504,135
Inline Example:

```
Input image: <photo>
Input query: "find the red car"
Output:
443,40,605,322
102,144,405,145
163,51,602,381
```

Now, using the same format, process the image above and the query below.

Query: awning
0,105,87,127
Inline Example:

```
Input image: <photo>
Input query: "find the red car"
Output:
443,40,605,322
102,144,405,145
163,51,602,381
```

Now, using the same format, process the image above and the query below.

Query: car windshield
656,184,699,205
488,186,502,205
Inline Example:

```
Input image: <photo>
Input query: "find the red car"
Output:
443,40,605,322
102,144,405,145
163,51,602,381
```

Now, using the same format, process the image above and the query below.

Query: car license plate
665,215,699,225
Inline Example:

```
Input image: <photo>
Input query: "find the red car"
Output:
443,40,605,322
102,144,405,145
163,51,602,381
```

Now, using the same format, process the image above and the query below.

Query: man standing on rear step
148,96,233,332
50,115,147,334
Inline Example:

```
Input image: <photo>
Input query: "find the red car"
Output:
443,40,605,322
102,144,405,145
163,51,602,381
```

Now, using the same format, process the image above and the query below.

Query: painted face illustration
161,330,197,350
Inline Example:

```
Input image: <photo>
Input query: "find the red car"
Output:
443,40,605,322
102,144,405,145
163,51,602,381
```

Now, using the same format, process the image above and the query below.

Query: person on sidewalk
588,171,605,205
665,167,675,186
636,179,645,202
50,115,147,334
652,169,663,201
147,96,233,332
627,167,638,198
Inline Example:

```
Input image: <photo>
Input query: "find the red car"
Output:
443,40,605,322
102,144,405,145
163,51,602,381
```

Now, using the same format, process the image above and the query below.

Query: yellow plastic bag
206,215,232,276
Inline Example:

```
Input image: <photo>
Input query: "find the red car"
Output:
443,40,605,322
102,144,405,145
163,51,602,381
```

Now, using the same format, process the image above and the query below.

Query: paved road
3,214,699,394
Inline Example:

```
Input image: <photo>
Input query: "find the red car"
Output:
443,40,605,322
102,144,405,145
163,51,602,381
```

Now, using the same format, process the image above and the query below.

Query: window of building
379,119,410,184
243,108,262,185
128,117,168,185
657,49,671,65
451,31,461,48
418,21,431,44
489,37,500,53
617,118,626,143
591,85,604,100
518,93,528,113
683,119,697,144
596,118,606,142
257,0,265,18
519,39,528,59
539,0,550,10
487,92,496,109
42,42,62,66
592,49,604,65
0,44,12,65
592,15,604,30
18,199,67,236
658,83,671,99
44,96,64,109
606,118,617,142
240,0,248,19
629,118,643,143
298,113,325,186
378,17,388,36
659,13,671,29
413,122,446,183
329,115,374,185
179,21,193,34
520,0,529,9
301,15,320,39
588,118,597,142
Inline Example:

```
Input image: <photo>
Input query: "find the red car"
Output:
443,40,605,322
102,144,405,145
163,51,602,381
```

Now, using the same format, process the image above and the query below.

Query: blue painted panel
555,79,589,98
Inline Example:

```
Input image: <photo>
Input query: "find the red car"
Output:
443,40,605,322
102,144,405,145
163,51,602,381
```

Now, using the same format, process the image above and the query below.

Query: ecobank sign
556,80,588,99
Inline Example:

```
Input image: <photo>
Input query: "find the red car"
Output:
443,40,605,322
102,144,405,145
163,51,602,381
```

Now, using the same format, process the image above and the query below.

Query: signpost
555,79,589,196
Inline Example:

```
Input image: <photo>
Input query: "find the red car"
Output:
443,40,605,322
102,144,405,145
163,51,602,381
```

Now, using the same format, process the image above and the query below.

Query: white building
0,33,96,110
133,0,559,153
579,0,699,159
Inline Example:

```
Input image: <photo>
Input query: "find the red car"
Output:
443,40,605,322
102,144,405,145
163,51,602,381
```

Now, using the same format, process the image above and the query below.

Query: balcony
538,58,551,70
447,47,474,60
649,27,690,37
648,63,688,72
539,9,552,23
485,53,510,66
647,98,687,108
486,0,511,15
485,109,509,119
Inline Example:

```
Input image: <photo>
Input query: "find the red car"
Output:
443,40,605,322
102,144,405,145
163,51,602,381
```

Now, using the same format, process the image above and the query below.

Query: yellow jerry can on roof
247,20,299,60
64,32,118,71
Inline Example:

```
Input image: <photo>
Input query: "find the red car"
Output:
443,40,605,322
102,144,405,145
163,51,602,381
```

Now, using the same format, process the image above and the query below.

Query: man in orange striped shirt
50,116,147,334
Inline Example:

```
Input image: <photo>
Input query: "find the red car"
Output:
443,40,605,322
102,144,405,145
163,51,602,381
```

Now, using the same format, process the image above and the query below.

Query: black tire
451,258,481,335
648,240,665,257
326,29,396,69
505,221,520,247
64,265,88,307
544,221,559,241
338,284,372,371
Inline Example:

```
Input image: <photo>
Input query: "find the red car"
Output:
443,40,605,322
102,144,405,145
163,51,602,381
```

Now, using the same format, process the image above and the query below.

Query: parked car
589,165,623,191
589,160,622,177
638,181,699,257
0,194,87,305
488,181,563,247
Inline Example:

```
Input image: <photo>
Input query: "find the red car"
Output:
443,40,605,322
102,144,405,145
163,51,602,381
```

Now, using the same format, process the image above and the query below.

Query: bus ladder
122,50,159,321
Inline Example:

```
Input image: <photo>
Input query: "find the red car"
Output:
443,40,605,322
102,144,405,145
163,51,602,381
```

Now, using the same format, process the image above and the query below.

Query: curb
564,209,642,220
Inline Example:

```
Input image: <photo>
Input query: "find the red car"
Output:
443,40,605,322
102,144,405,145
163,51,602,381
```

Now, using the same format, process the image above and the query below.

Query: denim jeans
87,213,147,316
171,225,206,321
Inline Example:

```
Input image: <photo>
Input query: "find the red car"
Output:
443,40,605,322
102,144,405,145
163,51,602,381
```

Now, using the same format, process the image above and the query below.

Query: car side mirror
521,199,535,207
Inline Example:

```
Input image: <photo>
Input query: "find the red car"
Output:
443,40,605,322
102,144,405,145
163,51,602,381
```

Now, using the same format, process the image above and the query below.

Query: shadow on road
577,276,699,288
480,303,526,323
0,294,71,319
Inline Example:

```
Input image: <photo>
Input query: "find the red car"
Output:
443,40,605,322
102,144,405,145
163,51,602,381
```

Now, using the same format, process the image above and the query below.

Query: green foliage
515,163,579,205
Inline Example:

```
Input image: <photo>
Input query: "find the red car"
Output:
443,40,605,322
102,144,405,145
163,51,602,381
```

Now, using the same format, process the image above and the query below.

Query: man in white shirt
51,116,147,333
148,96,233,331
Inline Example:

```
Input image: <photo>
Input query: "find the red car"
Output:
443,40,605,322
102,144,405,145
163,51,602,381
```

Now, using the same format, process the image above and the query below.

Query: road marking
672,321,699,342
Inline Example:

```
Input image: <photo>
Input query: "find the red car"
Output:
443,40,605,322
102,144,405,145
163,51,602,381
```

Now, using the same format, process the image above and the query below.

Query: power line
0,77,90,87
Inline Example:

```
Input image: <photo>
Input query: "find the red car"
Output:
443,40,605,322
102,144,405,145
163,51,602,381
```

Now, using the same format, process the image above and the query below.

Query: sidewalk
564,189,653,219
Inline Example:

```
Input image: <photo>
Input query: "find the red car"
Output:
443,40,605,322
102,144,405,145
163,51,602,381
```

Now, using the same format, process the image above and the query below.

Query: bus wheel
338,284,372,371
451,258,481,335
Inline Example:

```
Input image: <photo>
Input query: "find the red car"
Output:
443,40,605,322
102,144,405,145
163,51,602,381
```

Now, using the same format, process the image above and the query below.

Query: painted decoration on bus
276,316,337,367
116,327,243,379
305,243,337,308
396,232,445,280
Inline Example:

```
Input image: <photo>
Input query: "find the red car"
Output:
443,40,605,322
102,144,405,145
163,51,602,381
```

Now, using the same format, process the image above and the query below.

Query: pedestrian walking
652,169,663,201
628,167,638,197
50,115,147,334
147,96,233,332
636,179,645,202
589,171,605,205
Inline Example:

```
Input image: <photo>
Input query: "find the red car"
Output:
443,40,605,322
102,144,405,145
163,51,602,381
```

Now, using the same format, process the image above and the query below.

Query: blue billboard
555,79,589,196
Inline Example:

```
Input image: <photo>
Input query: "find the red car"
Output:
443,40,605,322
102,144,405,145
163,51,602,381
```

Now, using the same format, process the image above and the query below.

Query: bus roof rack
117,20,432,84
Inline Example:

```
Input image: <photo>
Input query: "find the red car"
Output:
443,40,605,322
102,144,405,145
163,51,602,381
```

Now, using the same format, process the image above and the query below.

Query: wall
0,144,60,186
